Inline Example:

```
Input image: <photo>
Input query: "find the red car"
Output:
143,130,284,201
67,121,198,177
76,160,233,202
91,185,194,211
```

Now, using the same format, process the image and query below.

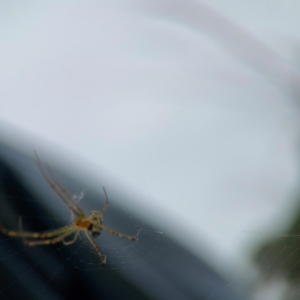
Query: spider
0,152,141,265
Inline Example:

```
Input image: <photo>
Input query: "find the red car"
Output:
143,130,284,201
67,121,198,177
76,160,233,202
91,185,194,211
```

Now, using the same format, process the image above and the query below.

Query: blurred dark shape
253,204,300,296
0,138,246,300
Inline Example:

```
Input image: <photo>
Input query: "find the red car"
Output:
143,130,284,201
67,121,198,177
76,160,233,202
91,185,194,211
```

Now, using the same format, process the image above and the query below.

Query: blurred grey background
1,1,300,299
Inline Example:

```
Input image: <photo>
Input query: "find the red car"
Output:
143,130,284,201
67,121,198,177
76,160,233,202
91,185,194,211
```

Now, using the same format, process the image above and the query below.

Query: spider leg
34,152,85,218
0,222,75,239
101,225,142,241
63,230,79,246
44,164,85,217
24,227,76,246
84,231,106,265
100,187,109,215
37,226,75,239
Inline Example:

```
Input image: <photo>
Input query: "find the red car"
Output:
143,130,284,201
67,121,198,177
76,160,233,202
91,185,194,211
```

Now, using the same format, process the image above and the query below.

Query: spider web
6,199,300,300
1,145,299,300
0,182,167,300
0,161,238,300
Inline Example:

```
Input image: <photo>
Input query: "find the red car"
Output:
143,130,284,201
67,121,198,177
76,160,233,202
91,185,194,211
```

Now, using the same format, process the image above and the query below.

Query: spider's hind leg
63,230,79,246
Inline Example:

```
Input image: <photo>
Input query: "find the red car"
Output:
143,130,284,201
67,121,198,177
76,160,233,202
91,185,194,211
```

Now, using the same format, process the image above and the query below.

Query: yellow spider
0,152,141,265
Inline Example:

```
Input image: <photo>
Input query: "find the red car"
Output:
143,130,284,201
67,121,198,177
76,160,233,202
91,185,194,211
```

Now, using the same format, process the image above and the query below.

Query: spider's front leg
101,225,142,241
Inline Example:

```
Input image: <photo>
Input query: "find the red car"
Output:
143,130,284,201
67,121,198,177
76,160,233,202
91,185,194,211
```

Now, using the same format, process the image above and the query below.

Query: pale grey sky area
1,0,300,286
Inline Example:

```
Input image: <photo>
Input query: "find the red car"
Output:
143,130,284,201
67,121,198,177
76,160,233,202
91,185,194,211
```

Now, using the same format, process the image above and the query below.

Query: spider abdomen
88,211,103,238
91,226,102,238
